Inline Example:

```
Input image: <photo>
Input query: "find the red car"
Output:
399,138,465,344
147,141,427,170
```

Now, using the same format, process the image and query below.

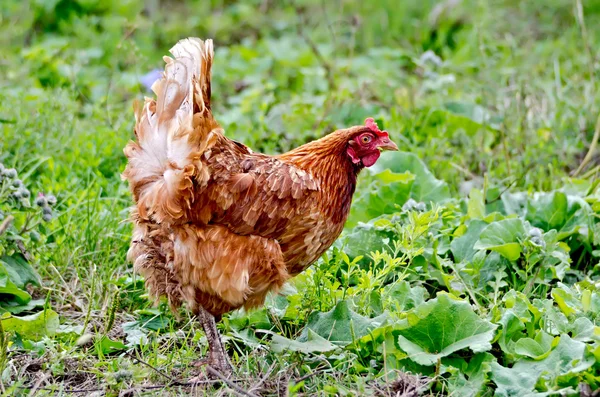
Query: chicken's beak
378,137,398,151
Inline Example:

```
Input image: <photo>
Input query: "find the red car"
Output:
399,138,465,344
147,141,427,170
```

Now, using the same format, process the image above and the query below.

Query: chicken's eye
360,135,372,144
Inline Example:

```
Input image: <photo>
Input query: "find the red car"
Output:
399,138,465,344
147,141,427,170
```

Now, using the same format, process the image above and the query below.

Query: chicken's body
123,38,397,377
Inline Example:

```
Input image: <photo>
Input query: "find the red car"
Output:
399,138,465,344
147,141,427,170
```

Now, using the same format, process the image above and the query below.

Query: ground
0,0,599,396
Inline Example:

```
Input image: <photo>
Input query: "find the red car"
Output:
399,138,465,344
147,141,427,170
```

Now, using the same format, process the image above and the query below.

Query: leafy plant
2,0,600,394
0,163,56,314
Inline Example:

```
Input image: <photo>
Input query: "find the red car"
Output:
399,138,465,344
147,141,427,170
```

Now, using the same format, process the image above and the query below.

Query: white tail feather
123,38,218,224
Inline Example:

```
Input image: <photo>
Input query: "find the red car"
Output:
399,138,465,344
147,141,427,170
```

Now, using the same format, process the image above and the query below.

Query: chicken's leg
197,306,233,377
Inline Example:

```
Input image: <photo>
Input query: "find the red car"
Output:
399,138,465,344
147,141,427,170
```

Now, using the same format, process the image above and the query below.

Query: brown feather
124,37,370,317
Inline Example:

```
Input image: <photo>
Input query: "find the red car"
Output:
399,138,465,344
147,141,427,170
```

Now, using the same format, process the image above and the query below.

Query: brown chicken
123,37,397,376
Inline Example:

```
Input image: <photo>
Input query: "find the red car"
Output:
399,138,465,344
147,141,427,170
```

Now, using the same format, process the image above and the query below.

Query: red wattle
347,146,361,164
361,151,380,167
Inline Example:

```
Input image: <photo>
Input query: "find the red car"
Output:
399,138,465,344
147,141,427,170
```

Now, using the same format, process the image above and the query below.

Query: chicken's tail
123,38,219,224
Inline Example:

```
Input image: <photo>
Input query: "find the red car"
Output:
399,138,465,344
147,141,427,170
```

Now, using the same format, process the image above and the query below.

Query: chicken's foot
197,306,233,378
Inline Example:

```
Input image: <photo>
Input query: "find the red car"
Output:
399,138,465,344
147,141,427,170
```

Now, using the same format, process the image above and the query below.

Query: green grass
0,0,599,395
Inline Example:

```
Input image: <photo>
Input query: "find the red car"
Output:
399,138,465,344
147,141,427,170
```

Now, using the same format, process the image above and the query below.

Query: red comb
365,117,389,137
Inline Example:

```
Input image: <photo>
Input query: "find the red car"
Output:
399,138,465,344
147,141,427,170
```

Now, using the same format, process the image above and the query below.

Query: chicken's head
346,118,398,167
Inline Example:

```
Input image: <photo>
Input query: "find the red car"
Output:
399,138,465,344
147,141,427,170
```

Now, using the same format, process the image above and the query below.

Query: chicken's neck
278,132,362,224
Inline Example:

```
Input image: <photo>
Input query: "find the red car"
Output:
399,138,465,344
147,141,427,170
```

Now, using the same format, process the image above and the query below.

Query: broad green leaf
378,327,412,369
340,219,394,261
135,315,171,331
526,191,568,232
444,101,502,129
375,169,415,184
370,151,451,204
497,291,543,358
132,308,162,316
445,353,495,397
526,192,591,238
0,254,41,289
491,335,595,396
267,329,338,354
348,172,414,225
56,323,84,335
229,307,272,330
383,280,428,312
497,309,526,356
535,300,570,335
501,192,528,217
368,290,383,315
17,337,46,355
300,300,388,345
96,336,127,354
0,278,31,305
503,289,536,319
474,218,528,261
485,187,506,214
355,325,399,357
514,331,555,360
551,285,580,317
0,255,36,307
121,321,149,346
467,188,486,219
570,317,595,342
451,220,488,263
1,309,59,341
131,309,172,331
591,291,600,315
230,328,262,349
514,338,546,359
0,298,44,314
265,283,296,318
396,293,497,366
478,252,507,288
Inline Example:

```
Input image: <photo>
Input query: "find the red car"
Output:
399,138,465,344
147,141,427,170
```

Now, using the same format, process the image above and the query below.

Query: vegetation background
0,0,599,395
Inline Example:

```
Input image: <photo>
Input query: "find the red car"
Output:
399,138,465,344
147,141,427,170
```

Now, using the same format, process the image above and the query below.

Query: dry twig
0,215,14,236
248,360,278,394
205,366,260,397
125,351,182,386
573,112,600,177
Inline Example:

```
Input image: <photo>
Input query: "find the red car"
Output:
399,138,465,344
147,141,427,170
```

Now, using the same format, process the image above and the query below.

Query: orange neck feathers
279,128,363,223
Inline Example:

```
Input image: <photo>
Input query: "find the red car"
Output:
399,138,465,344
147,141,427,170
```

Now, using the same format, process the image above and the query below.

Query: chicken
122,37,398,377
